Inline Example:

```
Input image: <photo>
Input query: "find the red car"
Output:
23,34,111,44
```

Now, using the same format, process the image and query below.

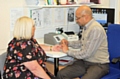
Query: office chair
107,24,120,69
0,52,7,79
100,24,120,79
101,24,120,79
79,24,120,79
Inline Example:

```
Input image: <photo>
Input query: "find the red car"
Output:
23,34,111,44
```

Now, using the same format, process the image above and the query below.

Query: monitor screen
91,8,115,29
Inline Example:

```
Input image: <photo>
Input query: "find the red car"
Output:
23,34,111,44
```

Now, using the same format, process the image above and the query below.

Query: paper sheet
31,9,43,28
42,8,54,27
67,7,76,25
53,8,67,27
10,8,24,31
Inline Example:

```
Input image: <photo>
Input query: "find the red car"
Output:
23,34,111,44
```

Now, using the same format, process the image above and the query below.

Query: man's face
75,11,85,27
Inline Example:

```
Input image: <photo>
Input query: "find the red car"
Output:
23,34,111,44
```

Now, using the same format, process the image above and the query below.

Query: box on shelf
25,0,46,5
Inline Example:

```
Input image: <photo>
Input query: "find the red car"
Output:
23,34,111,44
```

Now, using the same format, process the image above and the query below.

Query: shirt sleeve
68,40,82,49
67,27,106,59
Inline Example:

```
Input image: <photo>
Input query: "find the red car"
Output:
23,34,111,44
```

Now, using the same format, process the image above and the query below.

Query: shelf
24,3,98,8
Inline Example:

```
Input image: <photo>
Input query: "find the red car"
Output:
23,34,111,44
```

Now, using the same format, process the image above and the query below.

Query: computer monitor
91,8,115,29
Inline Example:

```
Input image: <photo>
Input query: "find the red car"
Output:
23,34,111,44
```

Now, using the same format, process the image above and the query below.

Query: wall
109,0,120,24
100,0,109,7
0,0,26,53
0,0,116,54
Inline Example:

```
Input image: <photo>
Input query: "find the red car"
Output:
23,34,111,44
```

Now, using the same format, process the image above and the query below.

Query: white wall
109,0,120,23
0,0,118,54
100,0,109,7
0,0,26,52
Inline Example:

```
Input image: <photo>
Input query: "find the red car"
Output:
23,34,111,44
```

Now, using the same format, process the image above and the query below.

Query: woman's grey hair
13,16,35,40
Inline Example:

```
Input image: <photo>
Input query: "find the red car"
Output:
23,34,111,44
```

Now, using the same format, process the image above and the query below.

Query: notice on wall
42,8,54,27
31,9,43,28
53,8,67,27
10,8,24,31
67,7,76,25
30,8,68,28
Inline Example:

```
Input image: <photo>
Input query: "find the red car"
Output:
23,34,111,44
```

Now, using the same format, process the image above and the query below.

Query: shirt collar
84,18,95,30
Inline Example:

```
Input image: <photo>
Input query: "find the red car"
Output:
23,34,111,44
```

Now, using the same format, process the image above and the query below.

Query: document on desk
45,51,67,58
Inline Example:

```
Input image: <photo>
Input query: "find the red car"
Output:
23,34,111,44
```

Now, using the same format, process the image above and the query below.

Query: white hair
13,16,35,40
81,9,92,16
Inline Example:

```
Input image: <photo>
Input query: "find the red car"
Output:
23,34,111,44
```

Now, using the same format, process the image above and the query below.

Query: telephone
44,32,64,45
44,32,79,45
53,34,65,43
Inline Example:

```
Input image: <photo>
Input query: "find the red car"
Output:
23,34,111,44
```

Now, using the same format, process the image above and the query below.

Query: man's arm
67,28,106,59
68,40,82,49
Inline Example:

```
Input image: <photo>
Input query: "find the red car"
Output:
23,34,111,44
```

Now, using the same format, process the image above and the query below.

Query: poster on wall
53,8,67,27
67,7,76,24
30,8,67,28
10,8,24,31
31,9,43,28
42,8,54,27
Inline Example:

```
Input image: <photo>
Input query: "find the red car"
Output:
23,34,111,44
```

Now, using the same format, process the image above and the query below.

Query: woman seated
3,16,61,79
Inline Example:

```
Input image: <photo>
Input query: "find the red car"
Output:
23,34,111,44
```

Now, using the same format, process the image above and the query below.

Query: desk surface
36,38,67,58
36,38,44,44
45,51,67,58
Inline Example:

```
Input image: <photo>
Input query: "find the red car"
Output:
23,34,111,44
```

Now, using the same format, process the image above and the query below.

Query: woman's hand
52,44,62,51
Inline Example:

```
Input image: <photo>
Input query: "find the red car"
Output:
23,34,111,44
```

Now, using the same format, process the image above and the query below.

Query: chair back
0,52,7,78
107,24,120,69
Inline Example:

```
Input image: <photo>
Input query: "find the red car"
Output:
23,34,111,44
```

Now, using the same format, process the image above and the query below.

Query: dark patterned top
3,38,52,79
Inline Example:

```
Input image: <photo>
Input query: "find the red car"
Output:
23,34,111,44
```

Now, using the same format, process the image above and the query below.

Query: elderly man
57,5,109,79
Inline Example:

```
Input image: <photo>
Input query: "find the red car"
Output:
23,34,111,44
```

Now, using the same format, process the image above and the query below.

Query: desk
36,38,67,76
45,51,67,76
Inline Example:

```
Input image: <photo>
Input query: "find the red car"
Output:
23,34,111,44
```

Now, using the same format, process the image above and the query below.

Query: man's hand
60,39,69,53
60,39,68,46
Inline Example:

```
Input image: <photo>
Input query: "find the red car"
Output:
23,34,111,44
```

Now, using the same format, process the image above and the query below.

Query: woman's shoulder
30,38,38,43
8,38,35,46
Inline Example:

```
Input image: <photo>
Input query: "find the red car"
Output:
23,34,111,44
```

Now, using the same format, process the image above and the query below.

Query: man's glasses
75,15,84,20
